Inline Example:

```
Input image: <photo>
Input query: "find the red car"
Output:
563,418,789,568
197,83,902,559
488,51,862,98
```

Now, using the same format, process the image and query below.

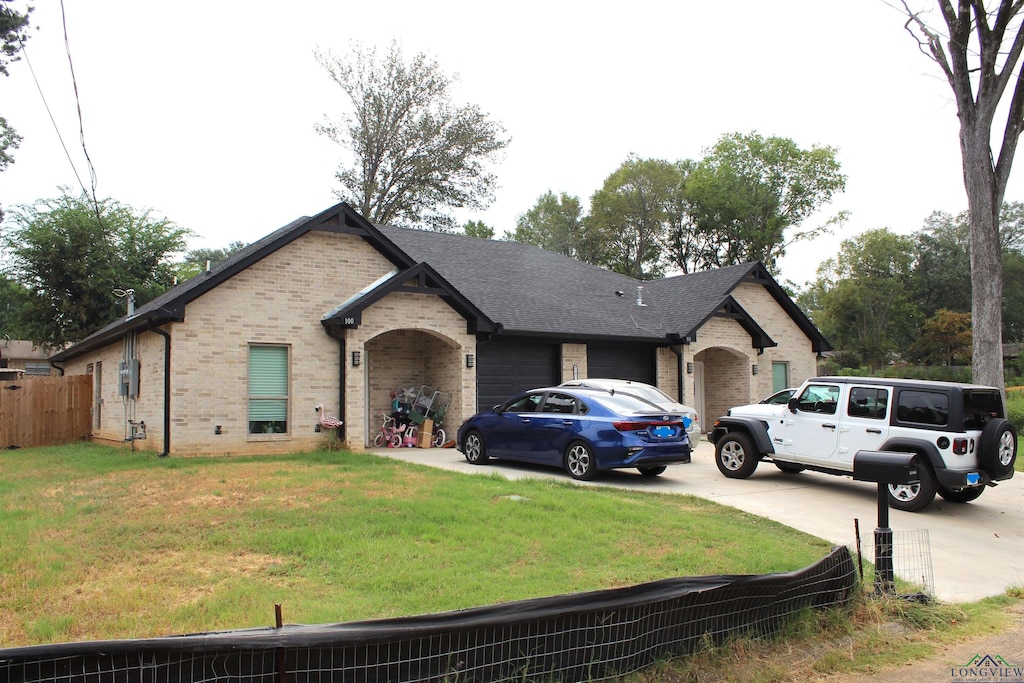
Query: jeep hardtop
708,376,1018,511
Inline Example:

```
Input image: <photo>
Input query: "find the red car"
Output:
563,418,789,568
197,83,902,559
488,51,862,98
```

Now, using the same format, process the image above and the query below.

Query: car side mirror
787,397,799,413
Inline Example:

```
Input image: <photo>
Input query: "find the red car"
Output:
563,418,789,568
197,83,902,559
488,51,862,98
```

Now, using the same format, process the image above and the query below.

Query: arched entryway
363,329,463,446
693,347,754,428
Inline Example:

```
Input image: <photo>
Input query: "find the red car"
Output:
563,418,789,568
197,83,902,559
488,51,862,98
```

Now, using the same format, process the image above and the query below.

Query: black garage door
476,340,559,412
587,344,655,383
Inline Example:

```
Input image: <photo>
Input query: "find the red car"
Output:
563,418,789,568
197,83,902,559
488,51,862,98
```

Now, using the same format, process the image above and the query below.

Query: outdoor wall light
351,351,361,367
686,362,694,374
466,353,475,368
752,363,759,375
215,425,222,435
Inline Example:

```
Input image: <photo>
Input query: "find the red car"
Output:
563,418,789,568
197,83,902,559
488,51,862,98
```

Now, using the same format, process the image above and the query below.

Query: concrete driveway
370,440,1024,603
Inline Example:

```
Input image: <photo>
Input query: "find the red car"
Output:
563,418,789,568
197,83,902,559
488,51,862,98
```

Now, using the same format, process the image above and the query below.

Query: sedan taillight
613,420,682,432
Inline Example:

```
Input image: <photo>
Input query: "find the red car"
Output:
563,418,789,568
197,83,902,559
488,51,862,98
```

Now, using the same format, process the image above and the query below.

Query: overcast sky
1,1,1019,286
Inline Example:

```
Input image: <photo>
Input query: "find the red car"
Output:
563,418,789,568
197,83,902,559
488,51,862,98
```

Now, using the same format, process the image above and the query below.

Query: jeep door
783,382,842,462
836,385,891,465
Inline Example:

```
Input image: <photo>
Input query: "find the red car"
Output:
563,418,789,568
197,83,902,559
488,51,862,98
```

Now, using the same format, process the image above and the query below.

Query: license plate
651,425,675,438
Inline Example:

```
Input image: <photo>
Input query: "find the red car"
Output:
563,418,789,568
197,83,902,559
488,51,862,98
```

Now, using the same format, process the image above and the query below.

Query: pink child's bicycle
373,412,415,448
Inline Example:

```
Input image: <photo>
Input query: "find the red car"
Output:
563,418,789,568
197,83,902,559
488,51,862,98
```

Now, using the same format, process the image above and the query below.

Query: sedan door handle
866,428,882,434
520,417,531,424
822,423,837,430
562,420,575,426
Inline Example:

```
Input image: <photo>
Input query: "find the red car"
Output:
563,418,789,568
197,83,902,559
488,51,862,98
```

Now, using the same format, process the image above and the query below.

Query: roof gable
52,204,404,361
321,262,496,336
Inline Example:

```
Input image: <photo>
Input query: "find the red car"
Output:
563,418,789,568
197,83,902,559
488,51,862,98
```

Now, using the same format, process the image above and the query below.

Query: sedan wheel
638,466,667,477
462,431,489,464
565,441,597,481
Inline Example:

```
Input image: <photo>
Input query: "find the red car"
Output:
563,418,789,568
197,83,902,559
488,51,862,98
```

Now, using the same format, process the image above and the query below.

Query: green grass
631,590,1023,682
0,443,834,648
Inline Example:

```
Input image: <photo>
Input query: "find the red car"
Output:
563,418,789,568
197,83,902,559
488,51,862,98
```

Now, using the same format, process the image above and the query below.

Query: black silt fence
0,546,856,683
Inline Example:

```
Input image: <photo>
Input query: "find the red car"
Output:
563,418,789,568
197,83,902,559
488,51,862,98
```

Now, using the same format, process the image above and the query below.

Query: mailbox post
852,451,919,594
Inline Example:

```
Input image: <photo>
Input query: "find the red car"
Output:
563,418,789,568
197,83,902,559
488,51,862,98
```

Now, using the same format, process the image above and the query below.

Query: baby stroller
409,385,452,447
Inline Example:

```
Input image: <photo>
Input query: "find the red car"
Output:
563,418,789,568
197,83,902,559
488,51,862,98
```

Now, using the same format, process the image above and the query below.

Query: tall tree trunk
902,0,1024,392
962,124,1005,388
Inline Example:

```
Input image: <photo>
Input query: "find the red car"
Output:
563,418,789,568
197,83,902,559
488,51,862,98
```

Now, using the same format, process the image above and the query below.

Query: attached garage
475,340,559,411
587,343,655,384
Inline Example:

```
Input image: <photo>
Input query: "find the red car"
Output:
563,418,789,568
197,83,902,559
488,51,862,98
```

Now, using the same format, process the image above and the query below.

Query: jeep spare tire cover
978,418,1017,478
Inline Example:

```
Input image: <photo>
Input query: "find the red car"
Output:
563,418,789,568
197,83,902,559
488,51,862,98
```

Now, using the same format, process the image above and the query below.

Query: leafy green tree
911,309,972,366
902,0,1024,389
175,241,247,281
586,156,681,279
511,191,585,258
911,203,1024,341
0,1,32,221
461,220,494,239
809,229,918,371
0,272,30,338
682,132,846,273
2,190,192,348
0,1,31,77
315,40,510,232
912,211,972,319
1003,250,1024,342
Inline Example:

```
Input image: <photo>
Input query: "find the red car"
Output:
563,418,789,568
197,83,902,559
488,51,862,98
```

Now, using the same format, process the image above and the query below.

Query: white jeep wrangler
708,377,1018,512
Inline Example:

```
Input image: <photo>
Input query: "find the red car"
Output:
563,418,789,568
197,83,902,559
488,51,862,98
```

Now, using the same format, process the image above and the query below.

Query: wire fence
0,547,856,683
853,527,936,596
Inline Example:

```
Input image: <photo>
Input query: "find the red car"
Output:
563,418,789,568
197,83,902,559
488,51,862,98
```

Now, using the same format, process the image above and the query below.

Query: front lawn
0,443,834,648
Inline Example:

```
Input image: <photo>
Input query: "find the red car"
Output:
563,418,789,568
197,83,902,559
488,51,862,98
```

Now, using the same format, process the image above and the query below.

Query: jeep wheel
937,485,985,504
978,418,1017,479
715,432,760,479
774,462,806,474
887,462,937,512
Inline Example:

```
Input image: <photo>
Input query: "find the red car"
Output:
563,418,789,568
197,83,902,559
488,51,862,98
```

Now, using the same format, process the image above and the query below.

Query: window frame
248,344,291,436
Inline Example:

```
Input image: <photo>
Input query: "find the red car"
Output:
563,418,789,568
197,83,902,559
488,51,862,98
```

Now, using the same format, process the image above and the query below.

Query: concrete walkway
369,440,1024,603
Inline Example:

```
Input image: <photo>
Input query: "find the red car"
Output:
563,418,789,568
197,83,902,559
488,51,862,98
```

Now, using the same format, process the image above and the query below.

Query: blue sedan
456,387,692,480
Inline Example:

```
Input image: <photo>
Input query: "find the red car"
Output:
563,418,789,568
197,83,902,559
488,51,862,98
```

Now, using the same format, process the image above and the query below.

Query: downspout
671,345,686,404
150,325,172,457
337,336,346,441
323,324,347,441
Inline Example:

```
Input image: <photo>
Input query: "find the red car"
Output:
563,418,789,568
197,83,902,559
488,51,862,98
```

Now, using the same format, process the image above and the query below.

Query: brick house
0,339,55,380
49,203,829,456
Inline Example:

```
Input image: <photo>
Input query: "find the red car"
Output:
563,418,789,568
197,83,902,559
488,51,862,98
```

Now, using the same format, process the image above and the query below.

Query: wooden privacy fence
0,375,92,449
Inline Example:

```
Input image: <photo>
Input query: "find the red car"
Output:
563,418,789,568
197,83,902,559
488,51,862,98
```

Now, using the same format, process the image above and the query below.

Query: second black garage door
476,340,559,412
587,343,655,384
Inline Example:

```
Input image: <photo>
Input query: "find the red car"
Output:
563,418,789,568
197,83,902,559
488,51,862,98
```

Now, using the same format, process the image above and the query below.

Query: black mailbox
853,451,919,485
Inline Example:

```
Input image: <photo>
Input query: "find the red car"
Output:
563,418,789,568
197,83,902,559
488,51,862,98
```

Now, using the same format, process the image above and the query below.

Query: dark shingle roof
376,225,667,340
51,203,829,361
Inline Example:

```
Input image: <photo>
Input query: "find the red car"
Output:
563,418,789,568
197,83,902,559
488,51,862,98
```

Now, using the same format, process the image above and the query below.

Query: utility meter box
853,451,919,485
118,358,140,398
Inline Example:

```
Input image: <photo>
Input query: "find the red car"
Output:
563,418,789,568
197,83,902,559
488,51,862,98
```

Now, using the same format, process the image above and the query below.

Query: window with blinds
249,345,289,434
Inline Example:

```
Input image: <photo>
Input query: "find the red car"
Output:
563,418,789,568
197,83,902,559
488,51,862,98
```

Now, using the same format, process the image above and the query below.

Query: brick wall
58,233,821,457
561,344,587,381
684,281,820,425
62,231,475,456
